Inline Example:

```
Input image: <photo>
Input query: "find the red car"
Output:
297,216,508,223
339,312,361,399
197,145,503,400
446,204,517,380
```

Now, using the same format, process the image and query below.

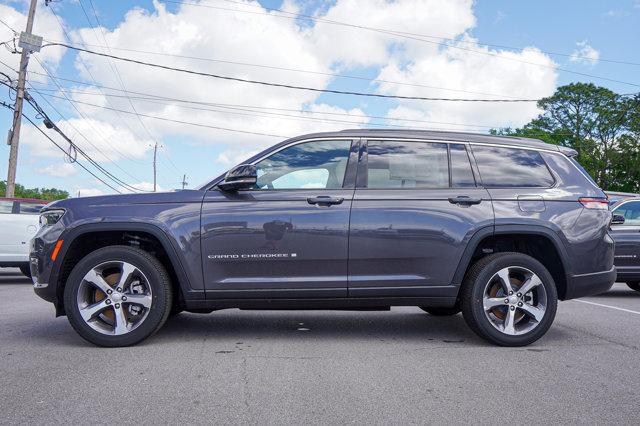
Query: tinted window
450,144,476,187
367,141,449,188
613,201,640,226
472,146,555,188
254,140,351,189
19,202,44,214
0,201,13,214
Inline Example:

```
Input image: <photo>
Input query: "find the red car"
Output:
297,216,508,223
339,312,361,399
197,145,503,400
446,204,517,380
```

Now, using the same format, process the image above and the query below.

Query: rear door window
366,141,449,188
472,145,555,188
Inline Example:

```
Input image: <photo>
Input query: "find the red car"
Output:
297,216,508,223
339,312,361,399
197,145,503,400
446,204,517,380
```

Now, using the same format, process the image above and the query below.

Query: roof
286,129,577,155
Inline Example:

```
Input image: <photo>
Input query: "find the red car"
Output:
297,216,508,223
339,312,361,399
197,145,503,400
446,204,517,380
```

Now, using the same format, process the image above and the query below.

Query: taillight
579,197,609,210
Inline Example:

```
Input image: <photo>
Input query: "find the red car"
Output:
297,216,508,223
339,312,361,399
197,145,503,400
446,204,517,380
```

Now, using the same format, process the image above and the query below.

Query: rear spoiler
558,146,578,157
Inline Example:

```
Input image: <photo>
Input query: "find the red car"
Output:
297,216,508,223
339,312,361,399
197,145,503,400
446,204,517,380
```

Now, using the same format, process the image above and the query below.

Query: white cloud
569,40,600,65
4,0,562,195
36,162,77,178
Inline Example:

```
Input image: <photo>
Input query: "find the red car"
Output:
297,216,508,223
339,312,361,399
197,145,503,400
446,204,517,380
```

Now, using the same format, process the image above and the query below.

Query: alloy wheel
76,261,153,336
482,266,547,336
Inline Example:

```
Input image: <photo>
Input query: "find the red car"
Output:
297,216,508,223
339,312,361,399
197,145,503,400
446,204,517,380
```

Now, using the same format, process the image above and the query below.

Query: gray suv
30,130,616,347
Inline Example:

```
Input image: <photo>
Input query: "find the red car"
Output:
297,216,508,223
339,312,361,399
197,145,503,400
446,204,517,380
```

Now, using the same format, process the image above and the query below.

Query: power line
29,56,149,191
81,0,176,189
0,100,121,193
27,92,288,138
158,0,640,88
40,42,543,102
209,0,640,67
47,3,150,167
35,89,498,133
39,39,520,99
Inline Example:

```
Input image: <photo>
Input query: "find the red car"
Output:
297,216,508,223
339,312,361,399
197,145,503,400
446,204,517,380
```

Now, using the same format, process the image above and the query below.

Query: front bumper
30,224,66,304
564,266,616,300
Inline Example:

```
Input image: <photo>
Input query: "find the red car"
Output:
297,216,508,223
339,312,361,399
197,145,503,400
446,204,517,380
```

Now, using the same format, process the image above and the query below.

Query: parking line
574,299,640,316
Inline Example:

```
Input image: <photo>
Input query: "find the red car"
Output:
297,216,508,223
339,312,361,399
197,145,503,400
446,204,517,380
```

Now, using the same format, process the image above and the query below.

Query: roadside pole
153,142,158,192
6,0,39,198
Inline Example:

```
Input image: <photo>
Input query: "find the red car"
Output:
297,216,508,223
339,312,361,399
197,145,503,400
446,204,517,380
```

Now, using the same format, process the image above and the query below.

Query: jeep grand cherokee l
30,130,616,347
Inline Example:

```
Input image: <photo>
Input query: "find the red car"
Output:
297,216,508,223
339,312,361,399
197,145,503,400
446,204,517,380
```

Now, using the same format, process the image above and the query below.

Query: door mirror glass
218,164,257,191
612,214,626,225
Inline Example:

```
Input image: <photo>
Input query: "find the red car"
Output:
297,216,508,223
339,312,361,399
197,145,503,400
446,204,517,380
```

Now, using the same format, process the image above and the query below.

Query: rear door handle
307,196,344,206
448,196,482,205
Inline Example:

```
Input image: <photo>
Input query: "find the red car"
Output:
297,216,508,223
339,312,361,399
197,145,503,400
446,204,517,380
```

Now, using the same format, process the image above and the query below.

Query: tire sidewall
468,254,558,346
64,246,169,347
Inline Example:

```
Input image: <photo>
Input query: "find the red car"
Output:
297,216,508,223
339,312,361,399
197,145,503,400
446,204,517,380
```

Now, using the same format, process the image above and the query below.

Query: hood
47,189,205,210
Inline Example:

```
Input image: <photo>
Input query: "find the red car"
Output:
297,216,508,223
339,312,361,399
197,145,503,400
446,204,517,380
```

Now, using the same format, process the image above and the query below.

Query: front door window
254,140,352,190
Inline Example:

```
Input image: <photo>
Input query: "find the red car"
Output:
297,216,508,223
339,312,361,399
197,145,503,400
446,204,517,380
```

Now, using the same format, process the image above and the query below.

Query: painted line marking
574,299,640,316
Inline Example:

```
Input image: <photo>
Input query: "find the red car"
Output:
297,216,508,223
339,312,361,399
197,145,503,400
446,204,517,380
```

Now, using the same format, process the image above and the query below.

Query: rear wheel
420,306,461,316
64,245,172,347
627,282,640,292
460,252,558,347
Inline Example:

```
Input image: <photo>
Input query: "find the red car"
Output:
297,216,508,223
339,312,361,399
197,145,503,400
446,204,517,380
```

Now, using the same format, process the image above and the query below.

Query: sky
0,0,639,197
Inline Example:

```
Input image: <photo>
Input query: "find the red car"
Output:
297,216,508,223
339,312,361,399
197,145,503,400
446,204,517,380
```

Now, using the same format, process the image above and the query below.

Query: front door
348,139,494,297
201,139,357,298
610,200,640,279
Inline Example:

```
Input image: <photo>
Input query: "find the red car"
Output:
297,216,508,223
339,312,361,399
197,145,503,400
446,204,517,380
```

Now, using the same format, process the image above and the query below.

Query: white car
0,198,48,277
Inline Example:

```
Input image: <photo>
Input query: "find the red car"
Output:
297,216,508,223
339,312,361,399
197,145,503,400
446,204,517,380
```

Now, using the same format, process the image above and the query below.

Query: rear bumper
564,266,616,300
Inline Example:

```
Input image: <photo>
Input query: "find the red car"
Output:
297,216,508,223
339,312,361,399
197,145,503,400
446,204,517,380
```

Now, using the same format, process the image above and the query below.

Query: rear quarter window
472,145,555,188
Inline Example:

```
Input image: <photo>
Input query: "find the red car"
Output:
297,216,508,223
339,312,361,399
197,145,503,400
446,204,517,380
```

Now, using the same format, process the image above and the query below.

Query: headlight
39,209,65,227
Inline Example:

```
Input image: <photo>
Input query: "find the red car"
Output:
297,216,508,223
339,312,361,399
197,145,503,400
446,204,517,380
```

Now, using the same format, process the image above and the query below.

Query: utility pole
6,0,39,198
152,142,157,192
181,174,188,190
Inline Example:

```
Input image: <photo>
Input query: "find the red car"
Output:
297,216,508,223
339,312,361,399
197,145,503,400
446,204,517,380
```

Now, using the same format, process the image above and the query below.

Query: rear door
610,200,640,278
347,139,494,297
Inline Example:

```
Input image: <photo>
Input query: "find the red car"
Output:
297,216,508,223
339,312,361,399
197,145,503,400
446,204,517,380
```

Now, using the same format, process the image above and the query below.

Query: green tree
494,84,640,191
0,181,69,201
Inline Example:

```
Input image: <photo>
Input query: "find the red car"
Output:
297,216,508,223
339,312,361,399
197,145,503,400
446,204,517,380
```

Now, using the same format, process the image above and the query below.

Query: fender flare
451,224,570,287
52,222,195,303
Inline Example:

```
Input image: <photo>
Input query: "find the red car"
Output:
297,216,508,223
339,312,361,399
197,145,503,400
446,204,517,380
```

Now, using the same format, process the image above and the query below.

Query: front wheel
460,252,558,347
64,245,173,347
627,282,640,292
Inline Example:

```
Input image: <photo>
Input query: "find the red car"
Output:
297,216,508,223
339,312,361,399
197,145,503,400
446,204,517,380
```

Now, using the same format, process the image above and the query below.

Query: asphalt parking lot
1,268,639,425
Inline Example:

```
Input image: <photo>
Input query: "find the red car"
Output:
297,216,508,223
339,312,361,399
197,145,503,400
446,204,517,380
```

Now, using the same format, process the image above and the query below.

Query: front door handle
307,196,344,206
448,196,482,205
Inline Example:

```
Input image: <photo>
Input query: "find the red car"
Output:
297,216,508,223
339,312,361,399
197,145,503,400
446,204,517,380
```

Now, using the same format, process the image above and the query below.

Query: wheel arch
52,222,195,316
452,225,571,300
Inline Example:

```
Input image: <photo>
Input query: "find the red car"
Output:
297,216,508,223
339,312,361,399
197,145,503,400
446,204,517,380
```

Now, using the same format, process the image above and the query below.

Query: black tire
460,252,558,347
64,245,173,347
19,265,32,279
627,282,640,292
419,306,461,316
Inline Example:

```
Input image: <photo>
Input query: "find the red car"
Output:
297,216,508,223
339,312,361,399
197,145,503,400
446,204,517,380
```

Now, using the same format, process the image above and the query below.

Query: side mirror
217,164,257,191
612,214,626,225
